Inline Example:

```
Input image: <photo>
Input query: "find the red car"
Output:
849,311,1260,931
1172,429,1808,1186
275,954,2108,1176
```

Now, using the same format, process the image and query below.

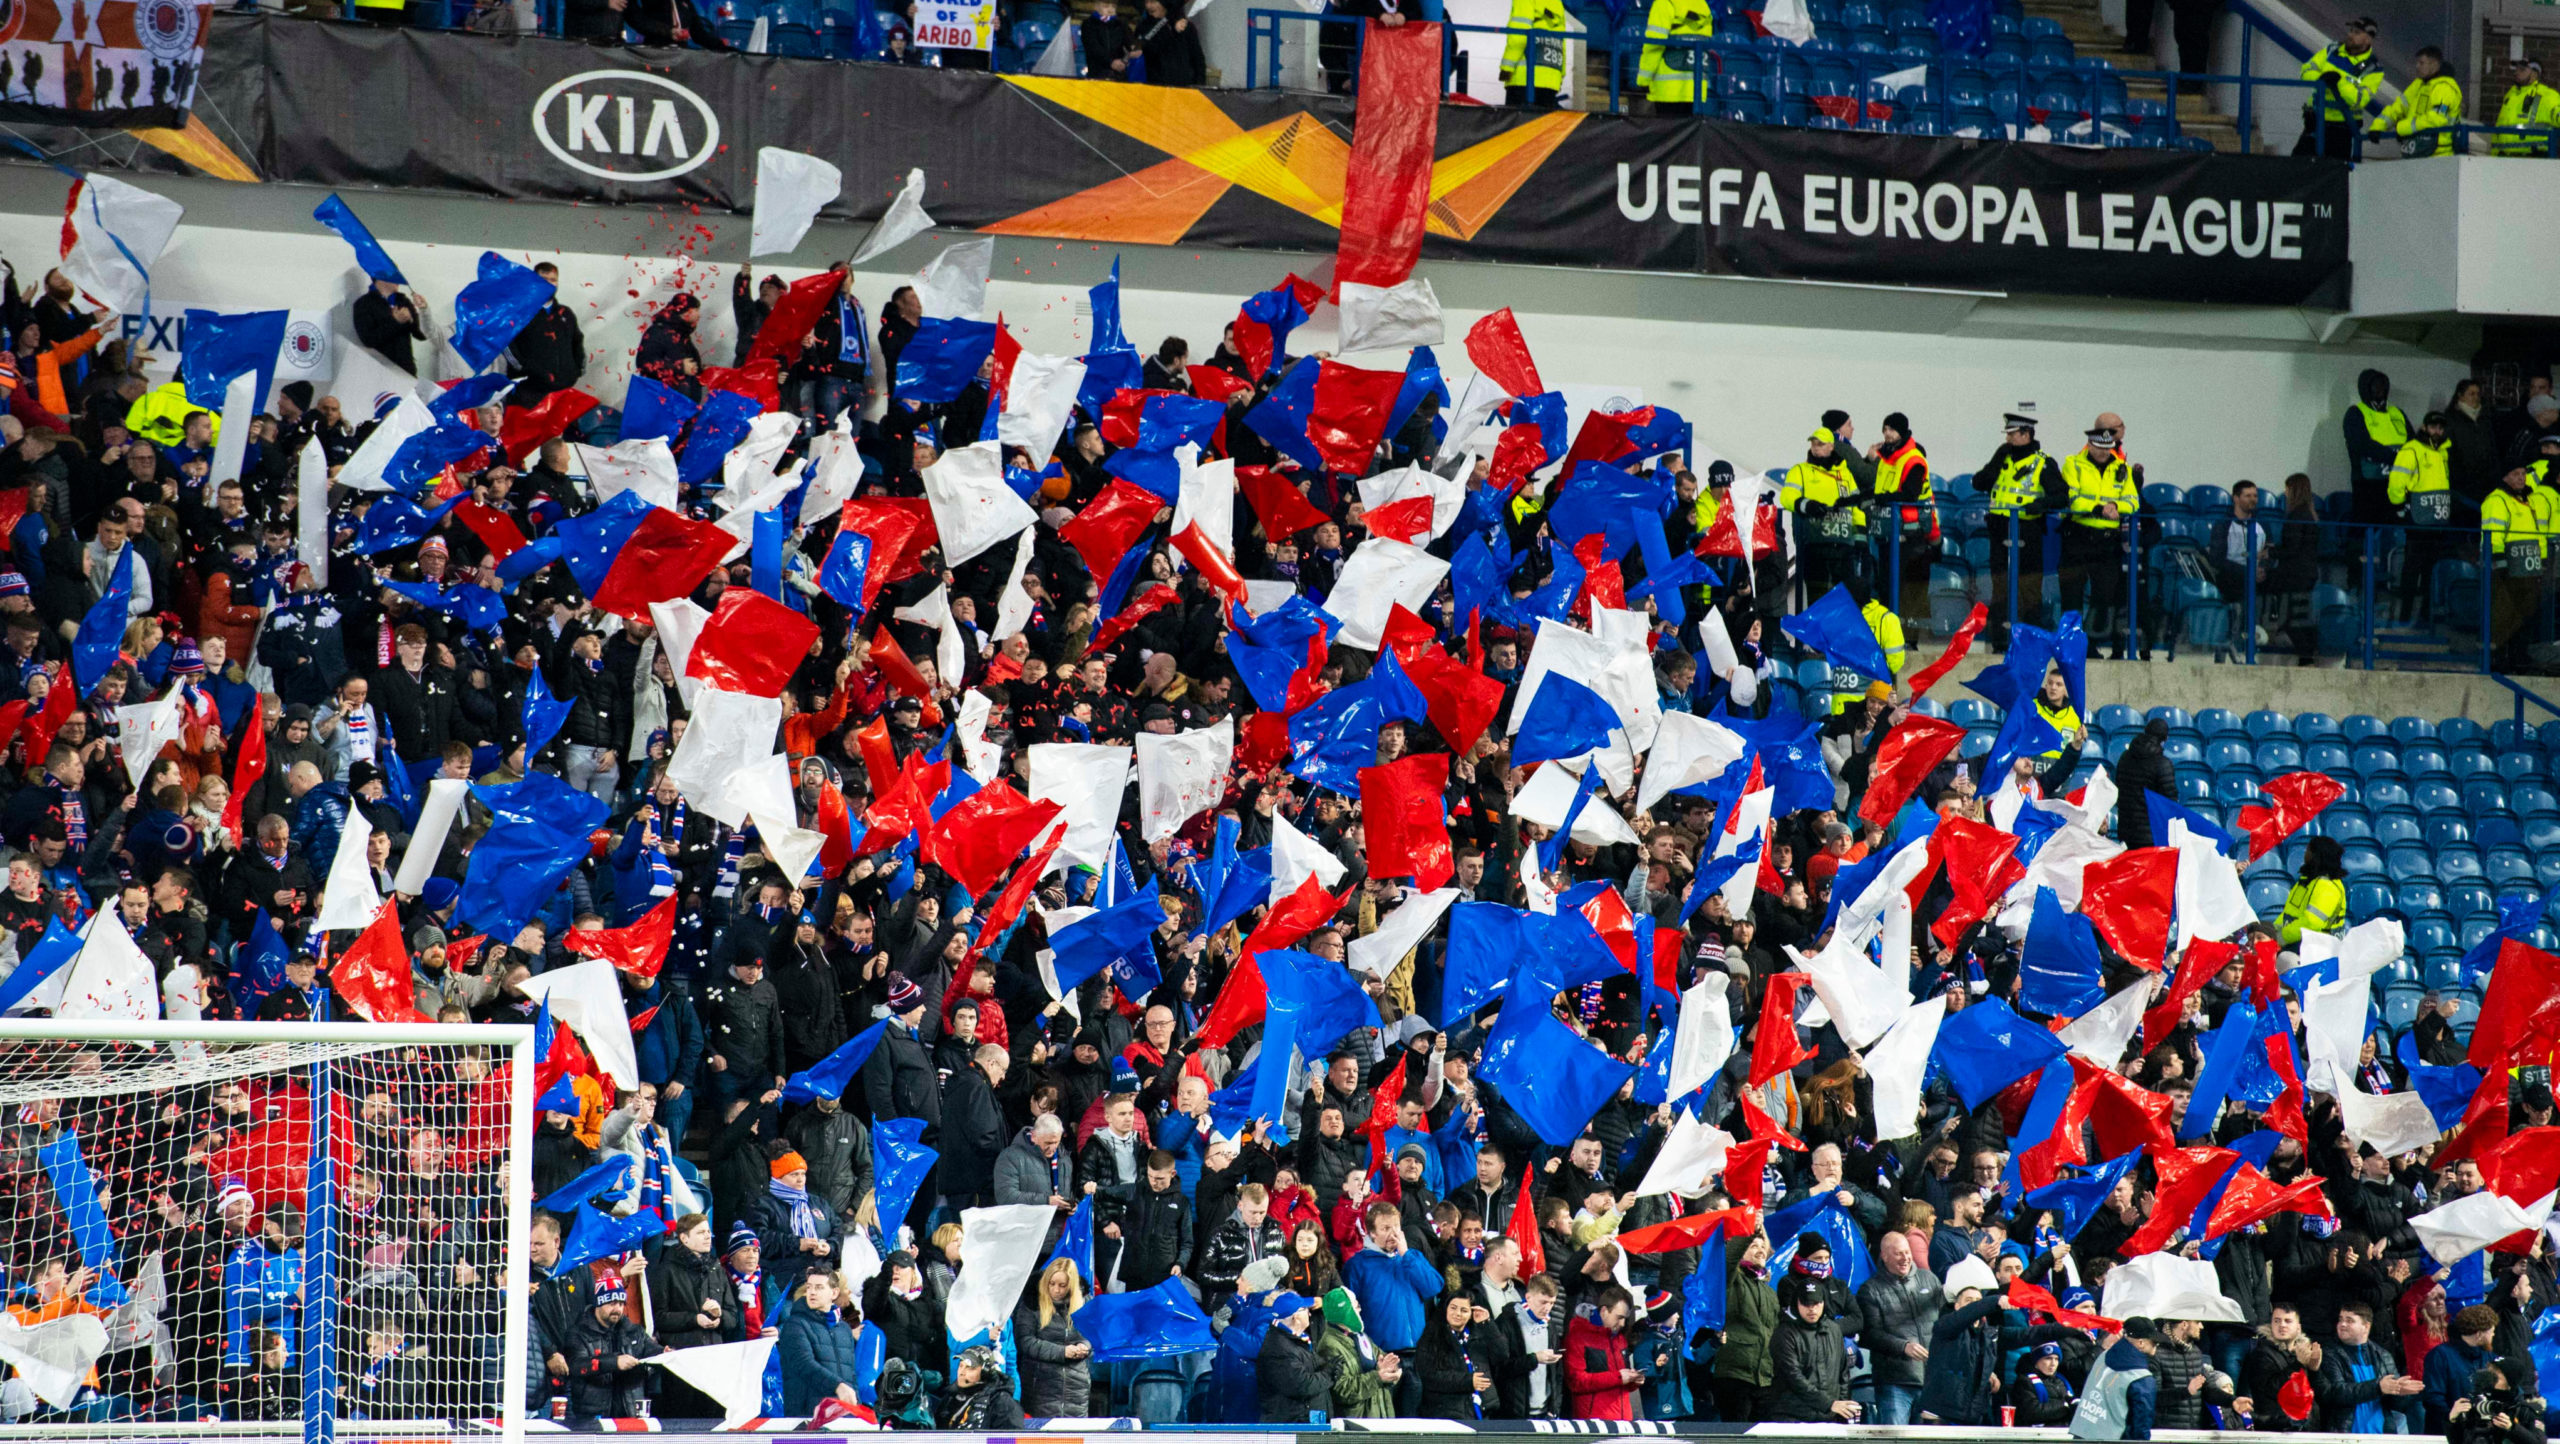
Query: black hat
349,761,384,790
281,381,314,410
2120,1317,2163,1342
1706,458,1735,485
2346,15,2377,30
1140,701,1174,723
1820,409,1851,432
1882,411,1911,434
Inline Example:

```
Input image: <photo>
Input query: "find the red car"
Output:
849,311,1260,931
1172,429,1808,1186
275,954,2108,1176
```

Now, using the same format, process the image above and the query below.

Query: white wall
0,168,2471,496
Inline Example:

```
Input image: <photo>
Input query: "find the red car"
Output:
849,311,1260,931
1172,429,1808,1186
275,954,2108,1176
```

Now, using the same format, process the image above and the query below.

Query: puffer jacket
2240,1328,2324,1433
1858,1263,1943,1388
1014,1300,1092,1417
779,1306,862,1416
1199,1215,1288,1295
1710,1260,1779,1388
2148,1333,2233,1430
1563,1313,1634,1420
1315,1318,1396,1417
1763,1308,1849,1421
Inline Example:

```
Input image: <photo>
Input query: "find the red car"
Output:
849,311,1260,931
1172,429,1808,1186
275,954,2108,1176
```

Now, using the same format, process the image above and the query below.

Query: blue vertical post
2484,531,2496,675
2006,516,2021,638
301,1056,337,1444
2243,520,2258,664
2360,527,2377,671
2124,528,2139,659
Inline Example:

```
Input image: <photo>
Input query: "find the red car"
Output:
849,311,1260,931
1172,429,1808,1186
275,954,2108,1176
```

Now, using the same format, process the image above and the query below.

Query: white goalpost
0,1021,535,1444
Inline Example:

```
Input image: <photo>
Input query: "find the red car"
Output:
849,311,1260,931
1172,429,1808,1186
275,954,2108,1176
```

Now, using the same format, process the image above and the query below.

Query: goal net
0,1021,534,1443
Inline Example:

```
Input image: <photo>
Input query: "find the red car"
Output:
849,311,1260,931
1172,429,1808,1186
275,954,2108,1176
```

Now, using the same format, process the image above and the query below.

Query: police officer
2372,46,2462,156
2344,369,2412,525
1499,0,1576,107
1976,407,2063,643
1638,0,1717,113
2058,414,2140,657
2495,57,2560,155
1867,410,1936,617
2389,410,2454,621
1781,423,1862,603
2482,459,2556,672
2295,16,2384,158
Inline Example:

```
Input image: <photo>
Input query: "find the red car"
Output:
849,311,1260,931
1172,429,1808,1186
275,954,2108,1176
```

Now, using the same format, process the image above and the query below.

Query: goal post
0,1020,535,1444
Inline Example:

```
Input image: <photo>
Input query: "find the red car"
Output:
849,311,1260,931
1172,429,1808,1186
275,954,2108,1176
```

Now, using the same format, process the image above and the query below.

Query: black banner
21,14,2348,305
0,0,211,128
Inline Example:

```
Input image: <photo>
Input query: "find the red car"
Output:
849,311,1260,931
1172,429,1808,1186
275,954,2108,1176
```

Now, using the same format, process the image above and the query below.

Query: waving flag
61,174,182,317
1480,997,1636,1145
1049,879,1169,995
548,489,738,621
1464,309,1543,398
520,664,572,758
872,1118,937,1235
2236,771,2345,861
1931,997,2068,1109
72,547,134,694
781,1020,891,1106
451,252,556,374
563,895,677,979
458,772,610,939
313,194,406,284
2019,886,2106,1017
179,308,287,410
750,148,842,258
1233,275,1320,379
0,917,81,1016
1513,673,1620,766
1076,1279,1217,1361
1782,583,1893,680
1858,714,1966,825
555,1198,674,1275
922,782,1062,895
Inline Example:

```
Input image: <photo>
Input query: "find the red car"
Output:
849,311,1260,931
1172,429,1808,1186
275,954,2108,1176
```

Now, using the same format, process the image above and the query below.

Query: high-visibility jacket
125,381,216,448
2386,436,2452,524
2483,484,2557,573
1827,600,1909,713
2034,697,2080,762
1988,449,2059,520
2060,450,2137,530
2376,74,2462,152
1780,457,1863,538
2494,80,2560,155
2299,42,2384,124
1638,0,1716,105
1871,439,1938,541
2277,875,2346,944
1499,0,1577,94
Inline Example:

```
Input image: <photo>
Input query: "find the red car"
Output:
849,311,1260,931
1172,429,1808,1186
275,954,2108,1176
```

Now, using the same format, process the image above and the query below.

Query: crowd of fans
0,244,2545,1439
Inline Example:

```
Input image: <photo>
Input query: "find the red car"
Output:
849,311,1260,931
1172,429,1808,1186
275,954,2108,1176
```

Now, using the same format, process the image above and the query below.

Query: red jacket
1564,1314,1634,1420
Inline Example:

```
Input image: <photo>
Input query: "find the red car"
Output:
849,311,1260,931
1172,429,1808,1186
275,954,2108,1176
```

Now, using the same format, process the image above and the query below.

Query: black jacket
2241,1331,2323,1432
1415,1317,1491,1419
563,1310,662,1418
939,1062,1007,1198
510,302,586,403
352,289,426,375
1080,11,1135,74
860,1022,941,1139
697,971,785,1082
1763,1309,1849,1421
2113,737,2176,848
1259,1323,1339,1424
648,1243,741,1350
1111,1180,1193,1289
368,663,464,764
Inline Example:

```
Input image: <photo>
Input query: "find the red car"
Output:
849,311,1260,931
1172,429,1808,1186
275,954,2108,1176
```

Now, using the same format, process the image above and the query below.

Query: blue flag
895,318,999,404
1766,1197,1873,1291
621,374,698,445
820,526,874,615
456,772,610,939
179,308,287,410
1449,527,1517,630
382,580,505,633
1051,879,1168,993
554,1199,671,1276
1077,257,1142,414
0,916,80,1016
1385,345,1447,442
1538,763,1607,874
678,389,764,489
1547,461,1674,564
451,251,557,374
2181,996,2270,1142
2145,790,2233,853
1684,1227,1728,1340
1441,902,1529,1027
1479,995,1636,1145
1782,583,1893,681
1236,279,1311,378
1198,846,1274,940
72,545,134,694
1049,1195,1096,1285
520,666,572,760
2019,886,2107,1017
872,1117,937,1234
2396,1032,2484,1129
1265,948,1385,1061
1242,359,1325,474
2022,1151,2141,1240
537,1154,639,1213
351,493,465,556
37,1131,128,1306
783,1020,891,1105
1982,700,2069,786
313,193,406,284
1075,1279,1218,1361
225,910,292,1019
427,372,515,425
532,998,581,1114
1680,836,1761,925
1513,673,1620,766
1930,997,2069,1109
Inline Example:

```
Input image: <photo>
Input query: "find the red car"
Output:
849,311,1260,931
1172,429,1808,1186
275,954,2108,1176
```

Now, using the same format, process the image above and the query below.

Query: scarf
839,299,871,368
728,1261,764,1335
45,772,84,851
1792,1254,1831,1279
1456,1324,1481,1417
714,829,746,899
769,1178,819,1239
2360,1056,2394,1095
645,799,683,901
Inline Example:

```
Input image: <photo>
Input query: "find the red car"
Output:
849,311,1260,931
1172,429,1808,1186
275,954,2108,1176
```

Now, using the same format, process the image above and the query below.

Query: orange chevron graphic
991,76,1581,245
128,116,257,182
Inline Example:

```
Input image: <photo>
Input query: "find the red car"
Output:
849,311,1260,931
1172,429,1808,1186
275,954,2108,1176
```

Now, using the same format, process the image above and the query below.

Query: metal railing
1845,501,2556,678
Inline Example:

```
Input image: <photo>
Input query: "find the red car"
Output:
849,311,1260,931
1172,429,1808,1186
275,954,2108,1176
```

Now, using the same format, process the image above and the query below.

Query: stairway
2019,0,2249,150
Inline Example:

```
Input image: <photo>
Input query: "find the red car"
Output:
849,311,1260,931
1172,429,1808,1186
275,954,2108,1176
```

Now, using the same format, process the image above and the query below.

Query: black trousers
2293,116,2359,158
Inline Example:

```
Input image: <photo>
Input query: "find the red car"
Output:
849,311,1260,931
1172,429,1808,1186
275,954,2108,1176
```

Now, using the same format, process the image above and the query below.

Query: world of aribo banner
33,14,2350,307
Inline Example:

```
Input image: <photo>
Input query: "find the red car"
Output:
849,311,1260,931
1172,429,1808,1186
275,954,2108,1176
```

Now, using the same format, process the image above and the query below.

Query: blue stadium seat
2351,744,2402,778
2341,714,2388,743
1908,697,1948,718
2205,737,2252,772
2380,985,2425,1033
2537,851,2560,888
2438,848,2487,882
2142,483,2186,516
2403,745,2452,778
2019,13,2064,37
2529,816,2560,853
2523,783,2560,817
2365,777,2413,811
2095,703,2143,735
1891,32,1939,59
1985,9,2019,36
2195,707,2243,738
2255,738,2304,773
2293,712,2341,741
2245,875,2292,916
2214,773,2263,805
2341,841,2387,876
2499,751,2548,784
2447,748,2497,781
2306,741,2353,774
2147,706,2194,731
2489,850,2537,888
2390,716,2439,745
2425,815,2473,850
2422,955,2468,991
2463,779,2511,816
2343,877,2391,920
2384,843,2436,880
2189,485,2233,517
2406,909,2454,951
2381,958,2426,990
2440,717,2487,748
2177,775,2213,804
2323,810,2374,844
2165,737,2205,767
2449,881,2497,919
1961,728,1996,759
1950,698,1997,726
2412,779,2462,814
2460,914,2501,951
2239,708,2287,739
2541,720,2560,751
2492,718,2541,752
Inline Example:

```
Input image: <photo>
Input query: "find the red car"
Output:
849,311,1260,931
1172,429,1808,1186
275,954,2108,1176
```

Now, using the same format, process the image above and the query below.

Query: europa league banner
48,14,2348,306
0,0,212,128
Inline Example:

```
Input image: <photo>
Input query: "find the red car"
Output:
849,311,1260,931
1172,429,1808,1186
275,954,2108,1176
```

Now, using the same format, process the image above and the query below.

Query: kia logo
532,70,720,183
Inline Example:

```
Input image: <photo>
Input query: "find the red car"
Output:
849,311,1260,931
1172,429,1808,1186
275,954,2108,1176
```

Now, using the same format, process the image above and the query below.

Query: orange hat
770,1151,810,1179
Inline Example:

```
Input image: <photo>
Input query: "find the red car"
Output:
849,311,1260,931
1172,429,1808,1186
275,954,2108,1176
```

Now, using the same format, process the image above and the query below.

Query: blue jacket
1156,1108,1209,1198
609,814,674,926
224,1239,301,1368
1343,1241,1444,1352
779,1305,863,1416
2106,1338,2158,1440
293,782,350,880
626,977,703,1091
2424,1335,2496,1432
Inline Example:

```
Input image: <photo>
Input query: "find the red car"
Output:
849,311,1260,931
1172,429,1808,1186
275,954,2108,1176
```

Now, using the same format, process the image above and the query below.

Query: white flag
297,438,331,591
1355,462,1465,541
394,778,471,897
2171,818,2258,950
1135,717,1234,844
991,529,1038,645
892,583,967,690
1761,0,1814,43
851,167,937,266
1173,453,1239,560
1027,742,1133,874
1514,761,1639,847
111,691,185,791
1668,977,1734,1105
946,1204,1056,1343
1875,61,1927,91
2099,1253,2246,1324
1273,812,1348,900
55,910,161,1024
1347,887,1459,980
751,147,842,259
1323,537,1450,651
336,394,435,493
1631,1112,1734,1199
1032,20,1079,74
915,237,994,321
1868,995,1946,1141
316,804,383,932
206,370,259,500
650,1338,776,1428
1336,277,1446,356
922,441,1038,565
61,174,181,315
667,689,784,827
797,424,864,527
1635,712,1748,818
2057,979,2150,1071
0,1312,106,1411
997,353,1088,459
576,438,680,512
519,958,640,1091
329,339,425,423
955,688,1003,784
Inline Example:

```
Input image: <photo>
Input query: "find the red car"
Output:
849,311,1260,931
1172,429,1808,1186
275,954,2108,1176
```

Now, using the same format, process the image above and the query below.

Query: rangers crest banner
0,0,211,127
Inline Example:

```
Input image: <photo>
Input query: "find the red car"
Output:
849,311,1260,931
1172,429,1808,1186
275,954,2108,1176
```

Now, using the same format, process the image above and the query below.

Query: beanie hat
595,1274,627,1305
1109,1059,1141,1093
1943,1255,1998,1302
1240,1255,1290,1295
216,1176,254,1216
410,926,446,952
168,639,205,676
770,1151,810,1179
421,877,461,912
885,973,924,1014
727,1222,761,1255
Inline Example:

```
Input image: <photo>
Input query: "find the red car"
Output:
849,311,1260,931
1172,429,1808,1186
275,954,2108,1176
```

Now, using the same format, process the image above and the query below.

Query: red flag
2016,1058,2098,1189
2145,938,2240,1052
852,716,899,798
2470,939,2560,1073
839,498,937,596
696,360,782,412
2007,1281,2120,1332
1380,605,1437,664
975,832,1063,955
1171,521,1248,602
1616,1207,1757,1256
2081,848,2178,971
1308,360,1407,475
1237,711,1292,775
333,902,430,1023
496,388,599,467
1333,19,1441,289
1931,816,2026,947
814,782,857,876
1187,364,1252,404
563,895,677,980
1905,604,1988,698
1487,425,1546,493
20,666,73,772
921,781,1064,896
591,507,737,622
2262,1034,2311,1147
1579,886,1641,972
2243,935,2284,1008
1358,752,1454,891
1099,388,1179,448
687,586,820,699
2237,771,2345,861
868,629,936,704
2205,1165,2332,1239
1237,465,1330,541
1197,876,1346,1046
1059,479,1166,581
2436,1065,2513,1166
1091,585,1182,656
221,693,266,839
1722,1139,1775,1211
2125,1144,2241,1255
0,700,25,769
1464,308,1544,398
452,497,530,562
1364,494,1435,544
747,270,849,366
1363,1055,1408,1173
1582,559,1626,612
1507,1169,1546,1275
1561,409,1641,471
1749,974,1815,1086
2480,1127,2560,1202
1737,1083,1805,1151
2086,1069,2178,1159
1857,715,1966,826
2278,1370,2318,1423
856,754,937,858
1405,651,1505,755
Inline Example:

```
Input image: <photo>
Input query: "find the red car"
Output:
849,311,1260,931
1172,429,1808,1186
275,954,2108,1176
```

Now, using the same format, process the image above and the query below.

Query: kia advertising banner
34,14,2349,306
